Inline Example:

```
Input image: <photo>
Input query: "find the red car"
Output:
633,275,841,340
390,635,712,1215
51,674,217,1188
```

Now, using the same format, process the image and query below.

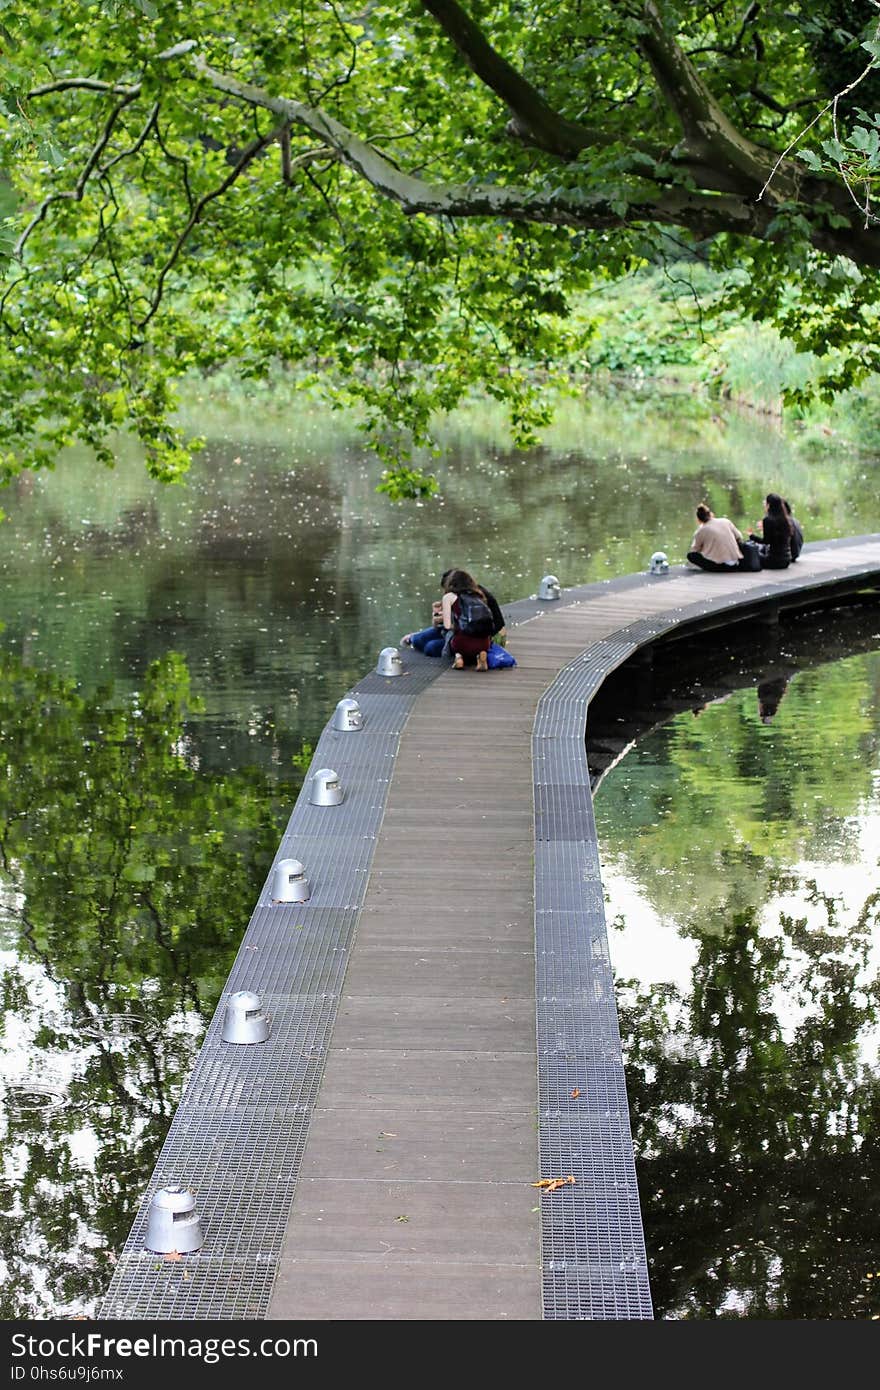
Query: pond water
592,607,880,1319
0,384,877,1317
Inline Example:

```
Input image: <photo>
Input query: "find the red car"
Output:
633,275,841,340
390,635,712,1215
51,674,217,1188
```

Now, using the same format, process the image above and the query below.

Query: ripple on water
6,1085,69,1115
79,1011,152,1043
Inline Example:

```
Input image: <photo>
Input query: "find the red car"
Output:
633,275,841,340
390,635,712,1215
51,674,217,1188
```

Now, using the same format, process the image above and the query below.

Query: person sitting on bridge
440,568,495,671
402,568,506,656
686,503,744,572
748,493,793,569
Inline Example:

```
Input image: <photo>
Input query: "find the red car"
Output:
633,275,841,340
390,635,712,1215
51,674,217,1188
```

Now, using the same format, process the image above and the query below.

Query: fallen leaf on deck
570,1088,581,1098
532,1176,576,1193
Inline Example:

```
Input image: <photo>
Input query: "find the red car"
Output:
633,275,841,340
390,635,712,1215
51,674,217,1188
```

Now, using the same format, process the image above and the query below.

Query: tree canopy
2,1,880,496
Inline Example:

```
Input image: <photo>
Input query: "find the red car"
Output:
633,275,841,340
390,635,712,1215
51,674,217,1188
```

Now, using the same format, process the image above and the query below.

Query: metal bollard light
271,857,311,903
538,574,561,601
649,551,669,574
144,1186,204,1253
332,697,363,731
376,646,404,676
308,767,344,806
221,990,270,1044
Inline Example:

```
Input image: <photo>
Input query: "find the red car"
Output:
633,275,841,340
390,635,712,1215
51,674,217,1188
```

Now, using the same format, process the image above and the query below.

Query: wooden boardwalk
267,537,880,1321
99,535,880,1323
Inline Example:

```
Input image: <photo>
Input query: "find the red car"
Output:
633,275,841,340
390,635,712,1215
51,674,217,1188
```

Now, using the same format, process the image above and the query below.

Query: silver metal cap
308,767,344,806
331,697,363,731
144,1186,204,1253
538,574,561,600
221,990,270,1044
376,646,404,676
271,857,311,903
649,551,669,574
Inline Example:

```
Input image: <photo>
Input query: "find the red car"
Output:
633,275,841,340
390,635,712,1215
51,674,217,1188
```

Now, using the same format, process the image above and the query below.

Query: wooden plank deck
267,538,880,1321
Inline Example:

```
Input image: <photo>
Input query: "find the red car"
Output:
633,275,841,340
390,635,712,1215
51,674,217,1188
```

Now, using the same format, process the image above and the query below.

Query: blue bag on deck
486,642,516,669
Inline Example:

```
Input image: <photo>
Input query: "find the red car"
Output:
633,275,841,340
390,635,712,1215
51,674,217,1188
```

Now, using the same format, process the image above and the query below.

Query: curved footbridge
100,534,880,1322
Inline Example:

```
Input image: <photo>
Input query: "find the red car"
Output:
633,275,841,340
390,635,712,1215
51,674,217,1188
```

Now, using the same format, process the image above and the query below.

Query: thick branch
418,0,775,192
638,0,798,195
193,59,880,267
418,0,603,157
28,78,141,98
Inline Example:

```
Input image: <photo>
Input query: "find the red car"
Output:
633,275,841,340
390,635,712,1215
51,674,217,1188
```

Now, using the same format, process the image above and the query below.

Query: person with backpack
402,568,506,656
440,568,495,671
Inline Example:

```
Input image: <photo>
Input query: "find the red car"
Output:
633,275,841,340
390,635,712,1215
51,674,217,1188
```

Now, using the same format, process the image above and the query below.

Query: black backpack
455,590,494,636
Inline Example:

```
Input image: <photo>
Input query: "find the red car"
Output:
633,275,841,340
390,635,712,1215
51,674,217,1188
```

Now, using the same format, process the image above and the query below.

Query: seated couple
687,495,803,573
402,568,506,671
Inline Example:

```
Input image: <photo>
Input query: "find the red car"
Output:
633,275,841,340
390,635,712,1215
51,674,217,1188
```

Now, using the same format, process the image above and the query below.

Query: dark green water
0,386,877,1317
593,612,880,1319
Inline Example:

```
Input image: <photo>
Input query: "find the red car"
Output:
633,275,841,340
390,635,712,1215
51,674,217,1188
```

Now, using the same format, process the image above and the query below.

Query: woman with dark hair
440,568,493,671
750,493,792,569
783,499,804,561
401,568,506,655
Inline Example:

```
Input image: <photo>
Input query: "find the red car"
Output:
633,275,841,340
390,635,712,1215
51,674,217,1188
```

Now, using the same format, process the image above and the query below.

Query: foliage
1,1,880,496
570,259,880,421
376,462,440,500
0,649,298,1315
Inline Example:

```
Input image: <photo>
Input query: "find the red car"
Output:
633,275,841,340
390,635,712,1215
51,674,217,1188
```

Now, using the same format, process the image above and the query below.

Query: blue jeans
410,625,448,658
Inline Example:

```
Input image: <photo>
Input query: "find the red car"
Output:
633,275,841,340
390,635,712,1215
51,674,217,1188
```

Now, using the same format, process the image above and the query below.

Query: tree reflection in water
594,609,880,1319
0,652,297,1317
619,882,880,1319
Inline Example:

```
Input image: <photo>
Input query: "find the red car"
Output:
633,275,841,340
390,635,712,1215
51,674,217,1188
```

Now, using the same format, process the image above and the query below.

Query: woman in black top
750,493,792,569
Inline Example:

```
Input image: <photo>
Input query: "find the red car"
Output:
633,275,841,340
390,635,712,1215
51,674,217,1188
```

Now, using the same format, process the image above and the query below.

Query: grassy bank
574,261,880,453
173,259,880,482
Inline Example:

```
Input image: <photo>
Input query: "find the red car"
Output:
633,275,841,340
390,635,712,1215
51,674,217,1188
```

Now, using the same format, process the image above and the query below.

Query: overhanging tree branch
14,90,141,256
135,117,290,336
28,78,141,98
18,26,880,297
416,1,798,195
194,57,880,265
637,0,798,193
418,0,601,156
196,57,718,221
